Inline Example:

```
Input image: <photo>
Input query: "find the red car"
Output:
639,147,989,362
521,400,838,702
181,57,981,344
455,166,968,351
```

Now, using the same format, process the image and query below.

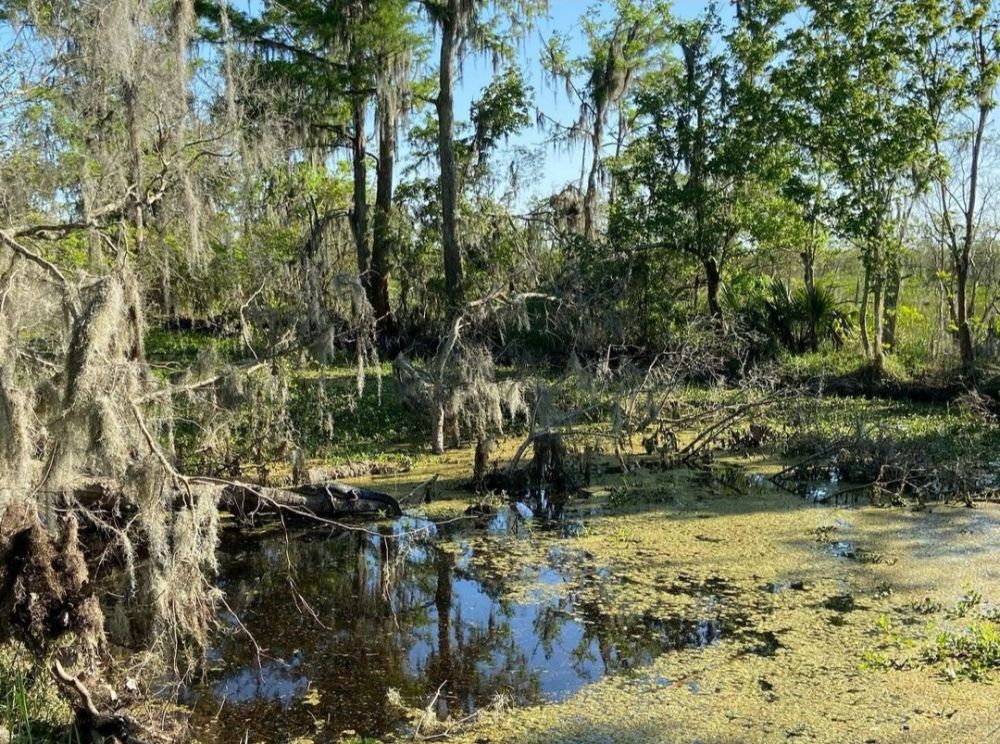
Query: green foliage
0,645,74,743
610,2,794,329
145,329,246,366
891,304,933,370
926,620,1000,681
470,67,532,156
780,350,869,380
723,276,853,354
946,586,984,619
287,367,424,460
861,614,917,671
862,590,1000,681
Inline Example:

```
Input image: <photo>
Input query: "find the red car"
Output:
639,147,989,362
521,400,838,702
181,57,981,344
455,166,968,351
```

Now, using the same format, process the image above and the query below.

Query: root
53,659,100,718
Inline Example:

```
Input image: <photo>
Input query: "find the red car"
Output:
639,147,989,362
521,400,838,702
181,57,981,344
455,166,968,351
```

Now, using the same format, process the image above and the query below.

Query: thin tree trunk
957,263,974,364
956,90,990,366
372,85,396,334
872,271,886,375
882,258,900,351
437,2,463,306
122,78,147,366
704,256,724,333
81,163,100,269
859,266,871,359
123,80,144,258
802,245,817,352
584,112,604,242
802,249,815,292
608,110,628,210
351,94,370,294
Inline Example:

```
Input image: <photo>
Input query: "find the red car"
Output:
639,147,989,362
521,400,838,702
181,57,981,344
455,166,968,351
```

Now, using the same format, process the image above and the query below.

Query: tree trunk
431,401,446,455
859,266,871,360
956,257,974,365
351,94,370,294
436,2,463,306
372,86,396,334
123,80,144,258
882,259,901,351
802,248,818,352
584,111,604,242
704,256,724,332
473,436,492,492
872,271,886,375
955,91,990,367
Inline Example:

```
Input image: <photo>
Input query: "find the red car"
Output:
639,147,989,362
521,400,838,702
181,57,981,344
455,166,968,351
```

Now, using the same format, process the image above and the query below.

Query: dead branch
0,228,79,319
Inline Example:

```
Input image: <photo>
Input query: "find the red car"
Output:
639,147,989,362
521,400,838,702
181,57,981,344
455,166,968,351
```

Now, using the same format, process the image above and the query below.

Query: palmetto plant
794,282,853,352
726,278,853,353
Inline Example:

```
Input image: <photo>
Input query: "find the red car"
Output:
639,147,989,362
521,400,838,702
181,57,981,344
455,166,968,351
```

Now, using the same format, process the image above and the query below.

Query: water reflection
186,522,727,742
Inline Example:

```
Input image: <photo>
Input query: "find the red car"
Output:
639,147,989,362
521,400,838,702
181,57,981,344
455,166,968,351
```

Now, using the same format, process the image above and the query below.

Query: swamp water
178,473,1000,743
184,507,760,742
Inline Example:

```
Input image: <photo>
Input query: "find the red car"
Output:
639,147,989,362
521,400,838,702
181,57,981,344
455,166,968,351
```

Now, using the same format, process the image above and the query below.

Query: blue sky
0,0,732,206
433,1,735,204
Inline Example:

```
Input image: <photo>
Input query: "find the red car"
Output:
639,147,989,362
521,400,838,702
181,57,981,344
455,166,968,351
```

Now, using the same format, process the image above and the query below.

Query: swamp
2,0,1000,742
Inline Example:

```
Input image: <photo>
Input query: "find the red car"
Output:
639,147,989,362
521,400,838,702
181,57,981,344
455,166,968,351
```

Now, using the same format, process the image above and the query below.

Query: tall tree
199,0,420,327
371,7,416,331
419,0,545,307
541,0,671,242
915,0,1000,365
783,0,936,373
614,3,787,331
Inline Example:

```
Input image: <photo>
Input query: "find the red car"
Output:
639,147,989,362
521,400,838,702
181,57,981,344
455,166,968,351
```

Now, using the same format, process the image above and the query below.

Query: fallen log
221,481,403,521
63,478,403,524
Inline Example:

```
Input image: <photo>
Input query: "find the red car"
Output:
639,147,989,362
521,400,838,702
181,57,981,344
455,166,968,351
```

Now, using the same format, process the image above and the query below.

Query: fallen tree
67,477,403,524
221,481,402,521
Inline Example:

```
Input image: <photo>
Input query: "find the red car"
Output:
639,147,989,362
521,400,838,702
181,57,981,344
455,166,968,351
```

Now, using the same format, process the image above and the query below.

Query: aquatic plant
926,621,1000,682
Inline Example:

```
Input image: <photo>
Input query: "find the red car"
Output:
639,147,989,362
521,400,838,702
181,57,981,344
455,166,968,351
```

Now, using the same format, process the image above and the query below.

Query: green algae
367,444,1000,744
181,425,1000,744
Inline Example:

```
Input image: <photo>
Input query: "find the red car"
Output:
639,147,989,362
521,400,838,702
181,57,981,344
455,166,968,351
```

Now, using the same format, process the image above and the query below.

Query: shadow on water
175,511,752,743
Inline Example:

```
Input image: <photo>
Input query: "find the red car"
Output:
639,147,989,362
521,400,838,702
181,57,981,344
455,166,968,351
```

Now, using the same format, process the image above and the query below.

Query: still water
184,508,747,742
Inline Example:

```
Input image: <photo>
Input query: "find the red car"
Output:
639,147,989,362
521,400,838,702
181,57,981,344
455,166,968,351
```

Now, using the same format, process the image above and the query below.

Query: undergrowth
0,644,75,743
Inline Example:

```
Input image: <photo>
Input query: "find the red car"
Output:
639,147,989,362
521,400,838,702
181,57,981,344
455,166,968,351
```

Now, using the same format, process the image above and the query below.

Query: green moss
0,644,74,743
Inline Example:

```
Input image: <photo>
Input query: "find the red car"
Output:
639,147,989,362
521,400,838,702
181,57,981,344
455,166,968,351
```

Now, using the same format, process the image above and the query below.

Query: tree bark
956,261,974,364
704,256,724,332
872,269,886,375
802,247,818,351
859,266,871,360
436,0,464,306
882,258,901,351
955,91,990,366
431,401,446,455
802,249,815,293
123,80,144,258
351,93,370,295
584,110,604,242
372,84,396,333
